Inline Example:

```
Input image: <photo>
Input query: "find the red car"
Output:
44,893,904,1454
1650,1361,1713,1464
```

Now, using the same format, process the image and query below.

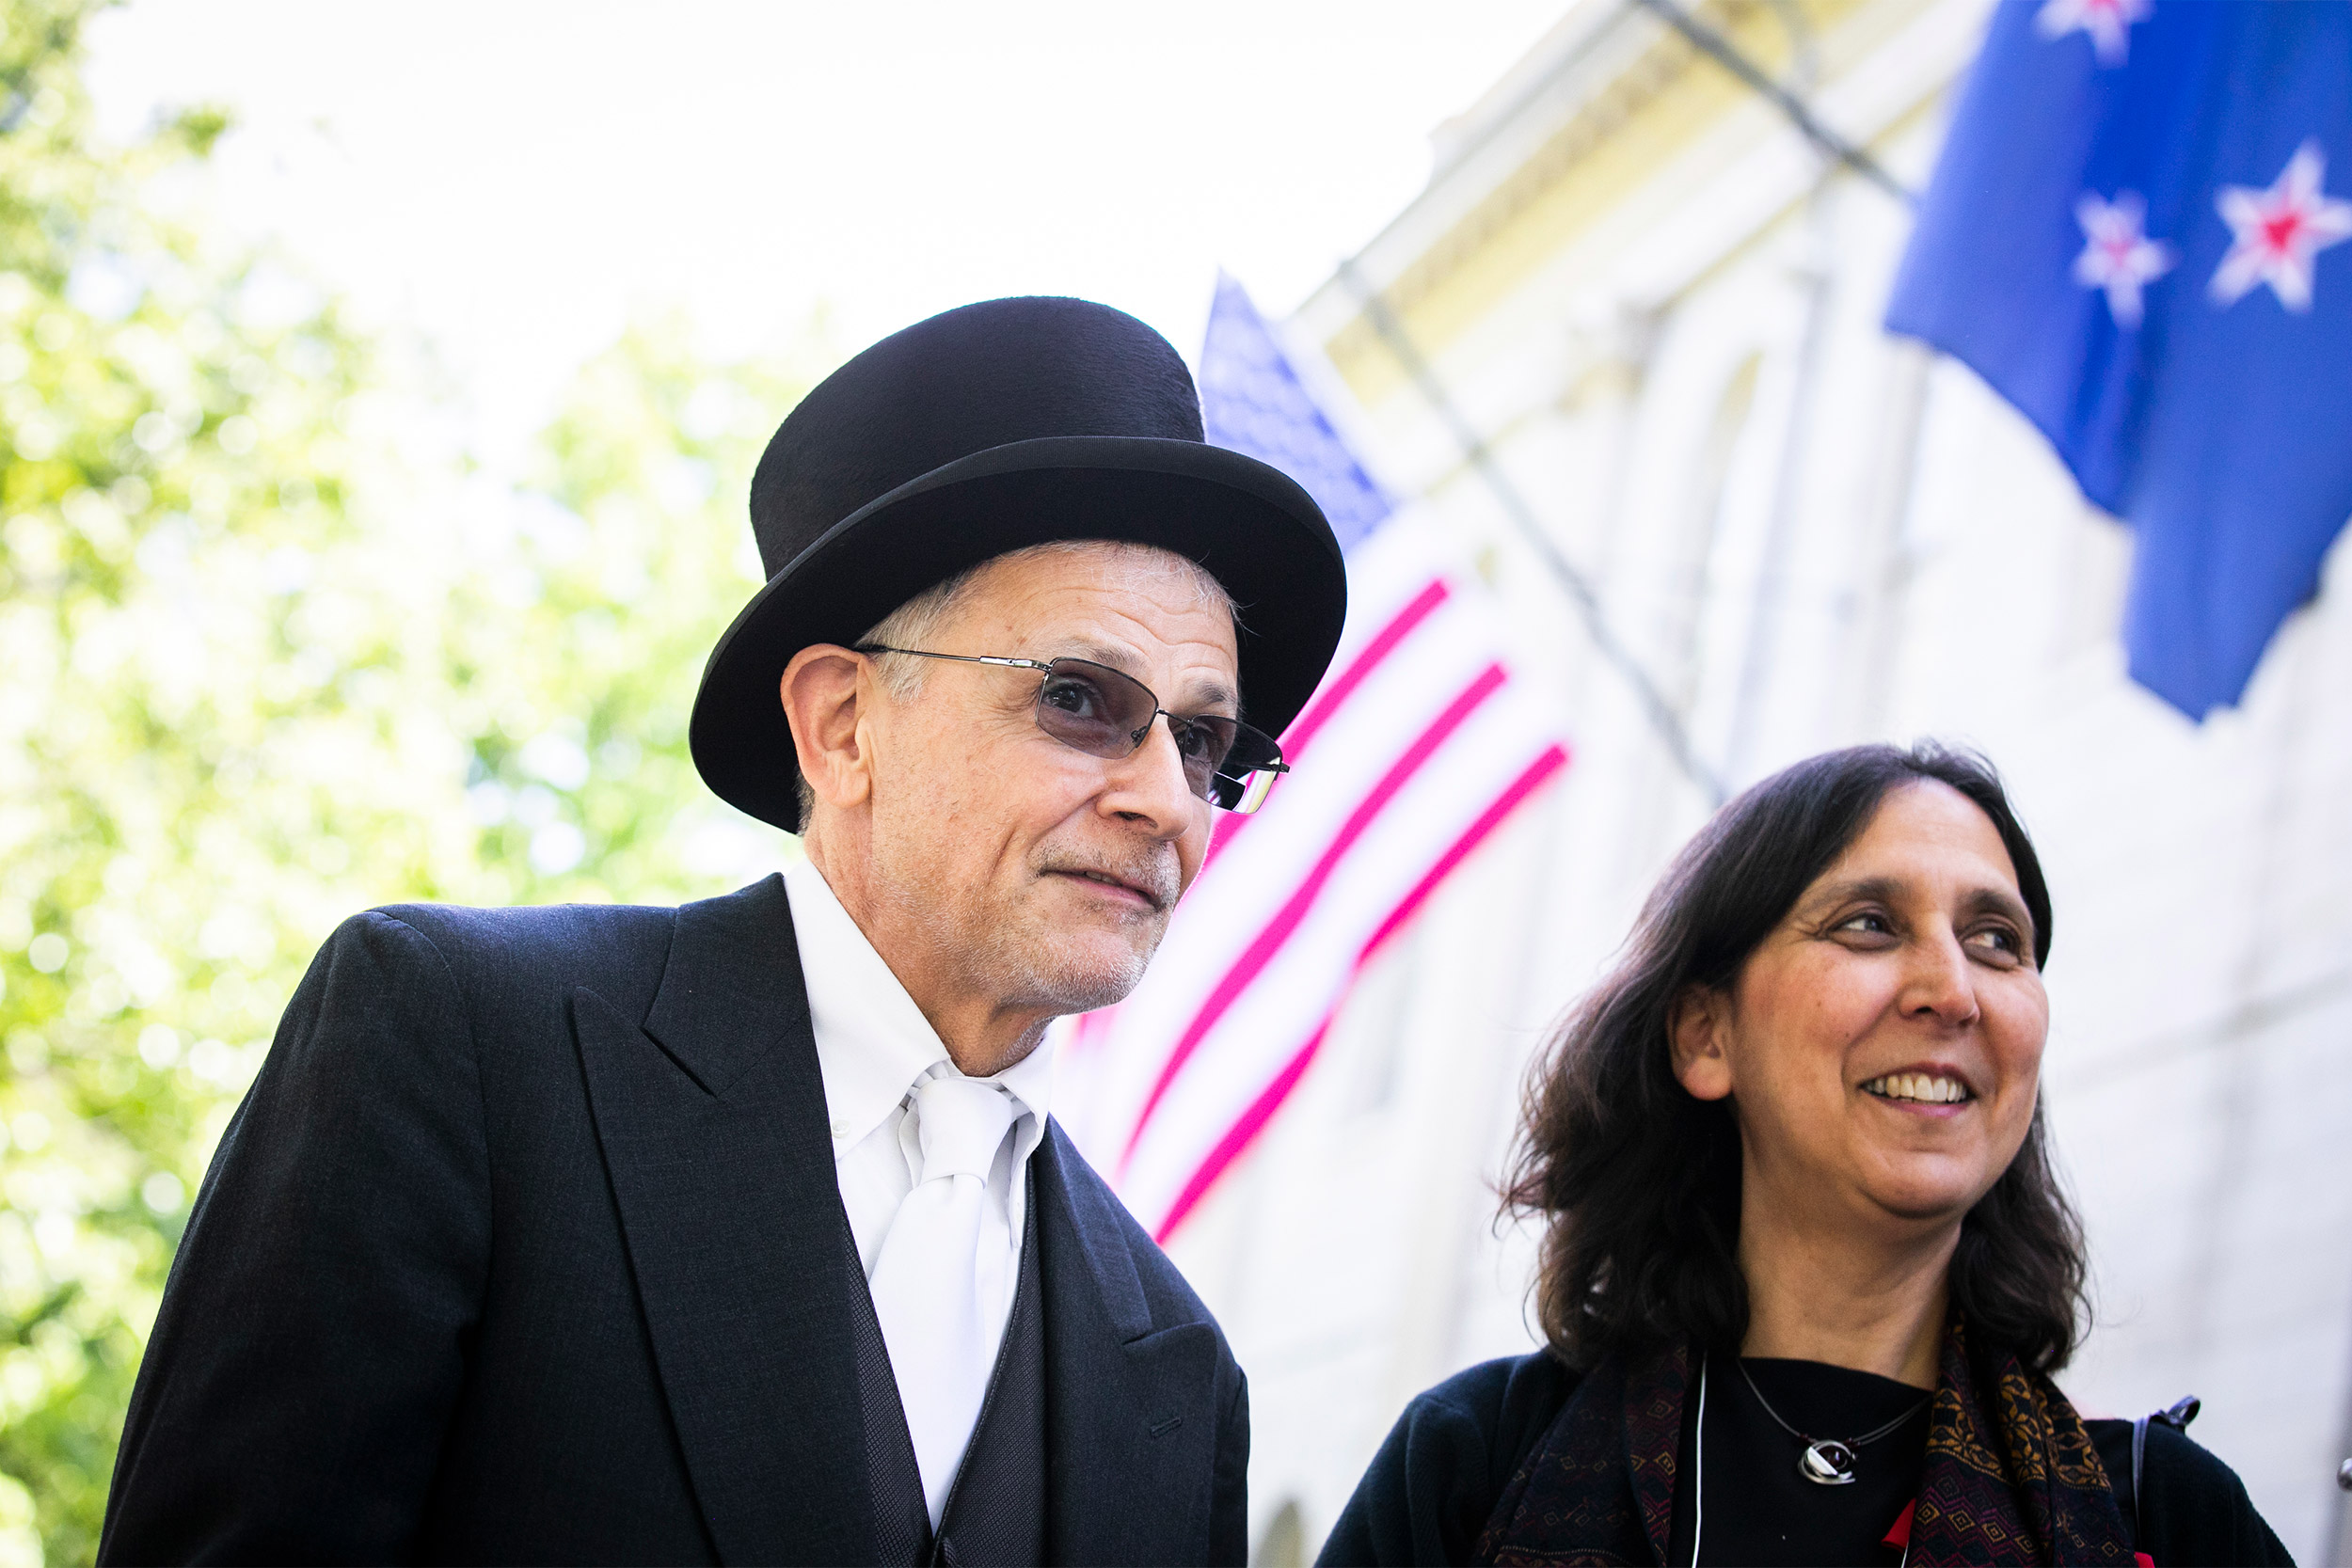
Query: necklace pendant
1800,1438,1859,1486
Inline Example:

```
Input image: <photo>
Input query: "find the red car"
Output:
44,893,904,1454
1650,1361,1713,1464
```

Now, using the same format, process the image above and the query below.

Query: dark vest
847,1174,1047,1567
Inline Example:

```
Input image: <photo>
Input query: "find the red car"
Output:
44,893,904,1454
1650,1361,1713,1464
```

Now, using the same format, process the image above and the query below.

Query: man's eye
1041,675,1104,718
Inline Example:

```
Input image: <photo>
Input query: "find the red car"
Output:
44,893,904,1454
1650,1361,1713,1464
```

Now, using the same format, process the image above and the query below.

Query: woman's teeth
1863,1072,1971,1104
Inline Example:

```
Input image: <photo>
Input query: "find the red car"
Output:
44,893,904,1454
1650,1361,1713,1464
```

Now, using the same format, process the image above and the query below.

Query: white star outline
2035,0,2153,67
2208,139,2352,312
2073,190,2174,328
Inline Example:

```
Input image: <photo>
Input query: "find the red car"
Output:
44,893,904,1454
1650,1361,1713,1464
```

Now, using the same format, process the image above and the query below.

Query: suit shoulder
368,895,675,955
351,898,677,1015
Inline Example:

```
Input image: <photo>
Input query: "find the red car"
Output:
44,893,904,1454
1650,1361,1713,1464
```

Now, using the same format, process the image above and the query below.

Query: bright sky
86,1,1568,468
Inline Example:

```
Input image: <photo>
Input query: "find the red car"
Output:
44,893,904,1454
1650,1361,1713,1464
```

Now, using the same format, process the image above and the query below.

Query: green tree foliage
447,320,815,911
0,3,810,1558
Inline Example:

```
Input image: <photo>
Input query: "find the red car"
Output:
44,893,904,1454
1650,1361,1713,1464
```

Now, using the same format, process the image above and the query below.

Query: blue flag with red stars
1887,0,2352,718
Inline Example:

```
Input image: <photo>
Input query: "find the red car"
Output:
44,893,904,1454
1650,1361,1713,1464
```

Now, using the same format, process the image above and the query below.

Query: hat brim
691,435,1347,831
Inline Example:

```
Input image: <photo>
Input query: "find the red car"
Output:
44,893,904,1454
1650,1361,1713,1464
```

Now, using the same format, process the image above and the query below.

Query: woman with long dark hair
1321,744,2284,1566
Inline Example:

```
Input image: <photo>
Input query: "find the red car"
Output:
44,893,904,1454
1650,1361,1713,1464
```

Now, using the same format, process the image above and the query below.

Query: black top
1666,1356,1931,1566
1317,1351,2293,1567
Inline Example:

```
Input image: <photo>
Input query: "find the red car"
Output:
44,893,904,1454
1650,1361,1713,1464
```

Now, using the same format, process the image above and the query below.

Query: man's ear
779,644,875,816
1668,985,1735,1101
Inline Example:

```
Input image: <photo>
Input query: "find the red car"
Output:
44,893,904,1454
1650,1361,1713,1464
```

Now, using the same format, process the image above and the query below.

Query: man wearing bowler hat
100,297,1346,1565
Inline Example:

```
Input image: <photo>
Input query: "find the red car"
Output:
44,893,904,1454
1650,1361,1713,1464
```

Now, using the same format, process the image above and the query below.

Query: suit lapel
571,874,872,1566
1035,1125,1221,1566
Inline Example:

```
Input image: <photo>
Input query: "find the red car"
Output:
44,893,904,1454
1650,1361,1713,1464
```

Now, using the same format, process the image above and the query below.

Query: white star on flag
2073,190,2174,327
2035,0,2153,66
2209,138,2352,312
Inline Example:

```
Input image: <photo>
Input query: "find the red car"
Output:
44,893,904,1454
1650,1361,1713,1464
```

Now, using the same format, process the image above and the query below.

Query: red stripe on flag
1151,744,1569,1241
1360,744,1569,962
1120,661,1509,1170
1202,578,1452,871
1285,578,1450,758
1151,1022,1330,1244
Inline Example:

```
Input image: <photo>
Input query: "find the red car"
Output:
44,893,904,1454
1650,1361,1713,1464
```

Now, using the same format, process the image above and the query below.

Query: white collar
783,858,1055,1155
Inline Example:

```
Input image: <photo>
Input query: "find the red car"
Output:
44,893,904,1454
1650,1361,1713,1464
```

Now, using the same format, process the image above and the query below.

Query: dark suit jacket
101,876,1248,1565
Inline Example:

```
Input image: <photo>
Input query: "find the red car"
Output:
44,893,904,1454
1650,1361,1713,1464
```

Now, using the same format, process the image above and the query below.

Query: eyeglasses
854,645,1290,814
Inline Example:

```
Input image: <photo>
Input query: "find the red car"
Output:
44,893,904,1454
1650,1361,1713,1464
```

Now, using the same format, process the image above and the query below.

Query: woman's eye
1836,911,1892,936
1967,927,2023,958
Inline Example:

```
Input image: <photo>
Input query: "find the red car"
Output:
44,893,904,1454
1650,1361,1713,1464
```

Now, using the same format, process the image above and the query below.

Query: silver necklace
1735,1360,1931,1486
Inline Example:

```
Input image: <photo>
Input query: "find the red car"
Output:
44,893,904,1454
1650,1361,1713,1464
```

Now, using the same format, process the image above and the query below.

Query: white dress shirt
783,857,1052,1374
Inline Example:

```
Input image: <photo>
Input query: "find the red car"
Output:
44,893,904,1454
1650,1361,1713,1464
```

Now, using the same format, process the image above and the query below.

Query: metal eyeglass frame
851,644,1290,813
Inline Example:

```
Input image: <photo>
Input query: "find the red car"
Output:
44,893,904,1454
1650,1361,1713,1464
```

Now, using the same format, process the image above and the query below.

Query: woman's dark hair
1503,741,2088,1372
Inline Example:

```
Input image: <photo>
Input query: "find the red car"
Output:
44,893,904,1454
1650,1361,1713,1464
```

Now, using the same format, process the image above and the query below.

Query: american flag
1057,275,1571,1243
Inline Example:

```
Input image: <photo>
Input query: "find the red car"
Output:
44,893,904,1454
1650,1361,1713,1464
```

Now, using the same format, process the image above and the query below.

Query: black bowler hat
691,295,1348,831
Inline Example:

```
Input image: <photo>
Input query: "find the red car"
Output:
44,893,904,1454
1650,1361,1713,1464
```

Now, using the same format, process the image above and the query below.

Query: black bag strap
2132,1396,2201,1548
2130,1417,2148,1543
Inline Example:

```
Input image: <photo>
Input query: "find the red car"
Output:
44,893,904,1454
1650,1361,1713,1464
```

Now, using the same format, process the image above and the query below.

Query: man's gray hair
790,541,1237,832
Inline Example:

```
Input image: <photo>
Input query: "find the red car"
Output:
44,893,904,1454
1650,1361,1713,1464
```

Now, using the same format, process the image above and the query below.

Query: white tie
866,1074,1017,1528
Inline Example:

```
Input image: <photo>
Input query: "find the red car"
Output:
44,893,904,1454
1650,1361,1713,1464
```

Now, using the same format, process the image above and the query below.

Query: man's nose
1100,716,1200,838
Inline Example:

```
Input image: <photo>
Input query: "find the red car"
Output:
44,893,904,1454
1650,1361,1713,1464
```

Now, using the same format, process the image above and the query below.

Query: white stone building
1152,2,2352,1560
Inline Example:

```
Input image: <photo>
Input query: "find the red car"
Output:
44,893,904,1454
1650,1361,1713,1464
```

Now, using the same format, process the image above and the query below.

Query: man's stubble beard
869,843,1175,1022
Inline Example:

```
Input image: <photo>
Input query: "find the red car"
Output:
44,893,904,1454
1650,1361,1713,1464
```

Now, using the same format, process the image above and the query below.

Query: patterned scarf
1476,1318,2135,1566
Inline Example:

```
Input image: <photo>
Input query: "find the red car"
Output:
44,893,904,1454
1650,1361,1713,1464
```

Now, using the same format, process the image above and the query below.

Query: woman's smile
1859,1067,1977,1113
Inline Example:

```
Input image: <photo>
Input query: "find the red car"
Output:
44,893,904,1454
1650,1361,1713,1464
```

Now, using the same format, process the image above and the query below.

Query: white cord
1690,1355,1708,1567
